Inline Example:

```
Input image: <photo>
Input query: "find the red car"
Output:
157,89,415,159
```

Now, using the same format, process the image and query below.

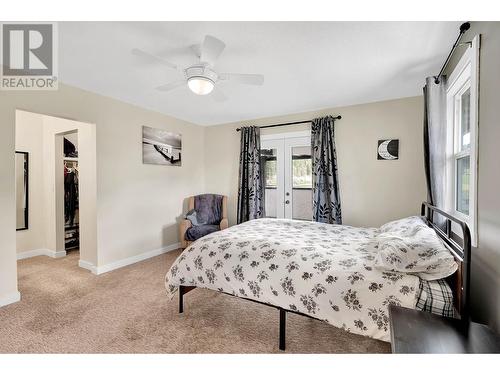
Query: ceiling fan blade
211,87,227,102
190,44,201,58
132,48,178,70
200,35,226,66
155,80,186,92
218,73,264,86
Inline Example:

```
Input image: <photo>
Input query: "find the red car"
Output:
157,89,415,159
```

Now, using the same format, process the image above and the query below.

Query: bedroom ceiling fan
132,35,264,100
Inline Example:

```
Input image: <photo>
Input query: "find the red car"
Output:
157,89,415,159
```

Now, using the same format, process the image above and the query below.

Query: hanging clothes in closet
64,163,78,226
64,161,79,250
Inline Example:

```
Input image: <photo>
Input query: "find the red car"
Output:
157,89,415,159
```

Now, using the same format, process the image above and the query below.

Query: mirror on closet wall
15,151,29,231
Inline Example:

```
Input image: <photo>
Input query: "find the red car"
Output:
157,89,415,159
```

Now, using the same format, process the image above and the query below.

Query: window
292,158,312,188
454,84,471,216
261,148,277,188
445,35,479,246
292,146,312,189
265,159,277,188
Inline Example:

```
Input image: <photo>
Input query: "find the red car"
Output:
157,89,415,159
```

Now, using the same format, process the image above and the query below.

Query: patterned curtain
423,76,447,227
237,126,265,224
423,76,447,207
311,116,342,224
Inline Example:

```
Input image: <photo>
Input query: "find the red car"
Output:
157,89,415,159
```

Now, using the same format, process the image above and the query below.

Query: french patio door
261,134,312,220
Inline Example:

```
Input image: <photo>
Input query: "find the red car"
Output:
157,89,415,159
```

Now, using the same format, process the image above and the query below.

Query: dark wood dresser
389,305,500,353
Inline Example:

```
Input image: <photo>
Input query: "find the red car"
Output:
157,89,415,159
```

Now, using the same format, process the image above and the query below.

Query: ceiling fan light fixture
137,35,264,99
187,76,215,95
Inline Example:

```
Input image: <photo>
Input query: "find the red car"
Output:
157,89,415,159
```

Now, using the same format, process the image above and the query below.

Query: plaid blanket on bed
415,279,455,318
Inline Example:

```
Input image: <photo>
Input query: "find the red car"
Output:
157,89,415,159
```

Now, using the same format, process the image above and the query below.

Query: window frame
445,35,480,247
264,158,278,188
291,155,313,189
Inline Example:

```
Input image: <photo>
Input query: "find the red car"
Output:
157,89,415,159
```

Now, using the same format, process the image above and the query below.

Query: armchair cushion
185,224,220,241
194,194,223,225
185,209,207,226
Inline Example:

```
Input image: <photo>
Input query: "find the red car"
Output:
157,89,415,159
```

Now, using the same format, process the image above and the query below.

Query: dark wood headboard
420,202,471,322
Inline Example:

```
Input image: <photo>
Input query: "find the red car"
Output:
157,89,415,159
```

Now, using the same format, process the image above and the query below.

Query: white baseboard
94,242,180,275
17,248,67,260
17,249,45,260
78,259,98,275
19,243,180,276
0,291,21,307
52,250,67,258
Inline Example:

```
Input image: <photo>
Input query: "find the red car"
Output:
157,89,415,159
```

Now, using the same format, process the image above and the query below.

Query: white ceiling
59,22,461,126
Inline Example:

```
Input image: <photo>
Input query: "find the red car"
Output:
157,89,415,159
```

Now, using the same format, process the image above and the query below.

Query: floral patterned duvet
165,218,421,342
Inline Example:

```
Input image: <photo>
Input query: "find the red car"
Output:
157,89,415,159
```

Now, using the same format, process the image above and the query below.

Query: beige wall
0,94,18,304
444,22,500,331
15,111,46,252
205,96,426,228
1,83,206,303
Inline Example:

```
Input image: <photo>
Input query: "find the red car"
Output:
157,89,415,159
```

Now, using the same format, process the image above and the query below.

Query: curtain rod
434,22,470,84
235,115,341,132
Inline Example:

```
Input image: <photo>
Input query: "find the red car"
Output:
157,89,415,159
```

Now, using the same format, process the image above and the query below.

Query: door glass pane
460,88,471,151
291,146,312,220
261,148,277,218
456,155,470,215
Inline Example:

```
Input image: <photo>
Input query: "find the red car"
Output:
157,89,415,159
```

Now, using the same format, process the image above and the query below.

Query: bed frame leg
279,308,286,351
179,286,184,314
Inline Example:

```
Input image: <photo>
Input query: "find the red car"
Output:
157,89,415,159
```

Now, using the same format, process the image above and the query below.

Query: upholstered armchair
179,194,228,249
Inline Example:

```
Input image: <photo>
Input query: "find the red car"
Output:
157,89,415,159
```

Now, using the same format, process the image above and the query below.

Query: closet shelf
64,157,78,161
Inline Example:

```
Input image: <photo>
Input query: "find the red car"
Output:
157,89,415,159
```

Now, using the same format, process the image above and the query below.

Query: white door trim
261,139,285,218
284,136,311,219
261,130,310,141
262,132,312,220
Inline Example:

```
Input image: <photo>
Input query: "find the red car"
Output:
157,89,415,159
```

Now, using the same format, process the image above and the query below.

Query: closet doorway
63,132,80,253
15,110,97,270
261,133,313,220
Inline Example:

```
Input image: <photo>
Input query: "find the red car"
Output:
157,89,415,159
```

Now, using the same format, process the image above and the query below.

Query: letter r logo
2,24,53,76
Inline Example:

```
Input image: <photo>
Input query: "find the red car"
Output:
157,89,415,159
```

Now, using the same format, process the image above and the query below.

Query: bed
165,202,471,349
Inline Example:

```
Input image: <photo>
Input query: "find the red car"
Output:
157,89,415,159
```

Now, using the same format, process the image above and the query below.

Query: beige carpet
0,250,390,353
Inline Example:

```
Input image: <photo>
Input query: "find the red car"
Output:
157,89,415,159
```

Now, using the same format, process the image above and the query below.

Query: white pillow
374,217,458,280
379,215,428,235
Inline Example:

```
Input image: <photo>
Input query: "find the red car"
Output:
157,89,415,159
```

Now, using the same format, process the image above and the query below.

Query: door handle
285,200,290,204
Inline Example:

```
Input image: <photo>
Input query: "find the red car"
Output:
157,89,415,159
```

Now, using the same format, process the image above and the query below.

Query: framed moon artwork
377,139,399,160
